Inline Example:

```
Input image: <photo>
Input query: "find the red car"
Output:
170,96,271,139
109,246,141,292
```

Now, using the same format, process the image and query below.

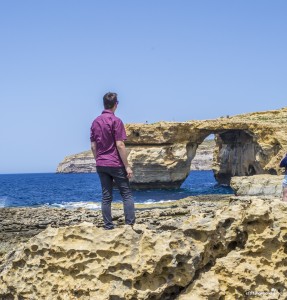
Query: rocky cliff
0,196,286,299
57,107,287,189
56,150,96,173
190,139,214,170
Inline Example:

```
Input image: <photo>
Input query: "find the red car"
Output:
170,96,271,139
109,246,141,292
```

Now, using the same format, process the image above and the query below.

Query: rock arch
57,108,287,190
125,119,283,189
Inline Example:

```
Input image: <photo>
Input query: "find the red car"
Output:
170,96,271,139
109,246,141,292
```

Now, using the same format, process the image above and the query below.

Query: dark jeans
96,166,135,229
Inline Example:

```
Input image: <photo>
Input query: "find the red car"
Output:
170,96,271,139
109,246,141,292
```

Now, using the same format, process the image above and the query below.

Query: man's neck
104,105,117,113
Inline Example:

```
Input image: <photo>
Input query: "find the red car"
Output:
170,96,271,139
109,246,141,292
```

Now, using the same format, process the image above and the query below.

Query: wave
48,201,101,210
0,196,8,208
46,199,175,210
135,199,175,205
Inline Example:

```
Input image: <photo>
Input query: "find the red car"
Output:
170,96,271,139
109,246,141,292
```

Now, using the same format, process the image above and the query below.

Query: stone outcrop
230,174,284,196
56,151,96,173
1,196,287,299
177,197,287,299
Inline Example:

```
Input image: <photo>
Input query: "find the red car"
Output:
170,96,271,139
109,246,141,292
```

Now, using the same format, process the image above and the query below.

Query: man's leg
112,167,135,225
97,166,114,229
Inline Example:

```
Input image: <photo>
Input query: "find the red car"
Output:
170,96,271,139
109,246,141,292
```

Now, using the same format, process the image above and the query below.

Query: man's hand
91,142,97,161
126,166,133,179
116,140,133,178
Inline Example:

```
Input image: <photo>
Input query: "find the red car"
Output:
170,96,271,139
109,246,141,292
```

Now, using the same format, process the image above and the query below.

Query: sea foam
0,196,8,208
49,201,101,210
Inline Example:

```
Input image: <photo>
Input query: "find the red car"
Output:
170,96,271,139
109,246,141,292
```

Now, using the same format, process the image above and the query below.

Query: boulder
230,174,284,196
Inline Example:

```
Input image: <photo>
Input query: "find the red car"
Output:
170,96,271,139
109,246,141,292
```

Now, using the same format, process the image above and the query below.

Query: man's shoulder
91,114,103,123
112,115,123,123
91,113,123,126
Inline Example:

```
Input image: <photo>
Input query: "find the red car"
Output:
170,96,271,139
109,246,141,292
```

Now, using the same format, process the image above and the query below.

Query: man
90,92,135,229
280,153,287,202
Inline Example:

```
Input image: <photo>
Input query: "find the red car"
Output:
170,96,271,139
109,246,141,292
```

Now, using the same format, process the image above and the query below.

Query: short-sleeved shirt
90,110,127,167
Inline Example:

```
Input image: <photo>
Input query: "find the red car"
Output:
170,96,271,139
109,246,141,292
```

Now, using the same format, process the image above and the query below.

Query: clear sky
1,0,286,174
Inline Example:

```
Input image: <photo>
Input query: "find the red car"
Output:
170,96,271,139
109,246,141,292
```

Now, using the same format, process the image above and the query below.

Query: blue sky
0,0,286,173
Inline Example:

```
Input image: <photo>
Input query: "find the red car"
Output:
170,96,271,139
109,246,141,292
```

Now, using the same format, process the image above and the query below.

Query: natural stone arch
125,120,283,189
57,108,287,189
127,128,268,189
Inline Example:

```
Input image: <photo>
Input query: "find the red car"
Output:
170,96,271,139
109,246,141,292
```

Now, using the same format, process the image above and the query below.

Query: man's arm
116,140,133,178
91,142,97,161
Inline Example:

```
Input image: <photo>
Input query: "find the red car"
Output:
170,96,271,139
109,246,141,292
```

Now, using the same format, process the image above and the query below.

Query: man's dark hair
103,92,118,109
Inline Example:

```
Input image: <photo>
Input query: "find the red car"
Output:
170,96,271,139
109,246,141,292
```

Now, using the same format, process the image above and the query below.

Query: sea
0,171,233,209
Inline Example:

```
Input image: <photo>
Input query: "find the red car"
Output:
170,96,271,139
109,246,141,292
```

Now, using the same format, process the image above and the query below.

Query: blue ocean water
0,171,233,209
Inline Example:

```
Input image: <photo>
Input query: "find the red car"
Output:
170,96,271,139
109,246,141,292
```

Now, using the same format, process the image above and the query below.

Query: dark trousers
96,166,135,229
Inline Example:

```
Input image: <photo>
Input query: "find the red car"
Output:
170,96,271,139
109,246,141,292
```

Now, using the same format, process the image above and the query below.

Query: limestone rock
57,107,287,188
0,206,103,265
177,198,287,299
56,151,95,173
127,143,196,188
0,195,229,265
1,197,287,299
190,139,214,170
230,174,284,196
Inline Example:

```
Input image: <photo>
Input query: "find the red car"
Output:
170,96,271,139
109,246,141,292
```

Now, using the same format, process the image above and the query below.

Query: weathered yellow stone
1,197,287,299
178,199,287,300
231,174,284,196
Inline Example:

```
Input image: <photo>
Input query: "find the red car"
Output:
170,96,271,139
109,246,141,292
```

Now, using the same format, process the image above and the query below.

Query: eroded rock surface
0,196,227,265
230,174,284,196
0,206,103,265
1,196,286,299
177,198,287,299
57,107,287,188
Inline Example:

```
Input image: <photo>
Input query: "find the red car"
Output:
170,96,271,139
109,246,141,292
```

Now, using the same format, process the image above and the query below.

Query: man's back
90,109,126,167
